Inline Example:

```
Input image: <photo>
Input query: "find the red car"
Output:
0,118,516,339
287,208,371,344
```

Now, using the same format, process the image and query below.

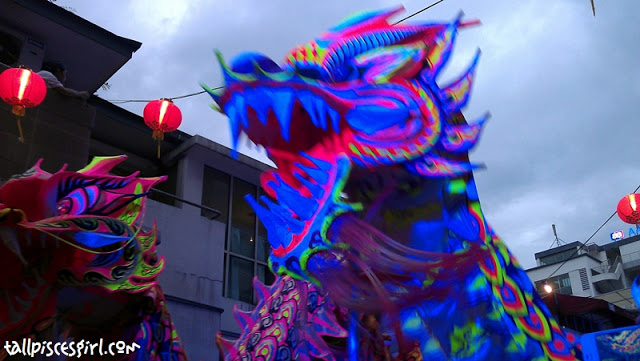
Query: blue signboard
611,230,624,241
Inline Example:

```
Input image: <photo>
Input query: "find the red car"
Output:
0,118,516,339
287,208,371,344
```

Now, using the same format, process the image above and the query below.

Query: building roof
599,233,640,251
534,234,640,261
0,0,142,92
526,253,602,272
162,134,274,172
534,241,583,259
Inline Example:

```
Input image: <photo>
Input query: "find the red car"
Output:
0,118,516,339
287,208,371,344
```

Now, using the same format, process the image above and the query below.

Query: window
536,273,572,295
229,179,256,258
201,166,230,220
201,167,275,304
554,274,573,295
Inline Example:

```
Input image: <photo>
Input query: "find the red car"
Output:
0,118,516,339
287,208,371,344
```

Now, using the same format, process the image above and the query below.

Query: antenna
549,224,567,248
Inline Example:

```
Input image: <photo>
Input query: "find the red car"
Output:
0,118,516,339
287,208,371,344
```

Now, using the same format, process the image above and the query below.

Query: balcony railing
592,256,621,275
555,286,573,295
150,188,221,220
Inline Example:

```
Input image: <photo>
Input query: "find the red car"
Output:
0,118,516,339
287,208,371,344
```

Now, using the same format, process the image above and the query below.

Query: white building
526,236,640,310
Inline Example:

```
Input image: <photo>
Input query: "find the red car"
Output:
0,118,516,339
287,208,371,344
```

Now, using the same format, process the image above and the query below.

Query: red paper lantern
0,67,47,142
143,98,182,158
617,193,640,224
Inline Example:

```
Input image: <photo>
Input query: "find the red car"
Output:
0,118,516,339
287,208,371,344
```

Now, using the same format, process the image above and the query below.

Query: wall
144,196,224,361
567,269,592,297
163,300,221,360
620,239,640,259
620,240,640,290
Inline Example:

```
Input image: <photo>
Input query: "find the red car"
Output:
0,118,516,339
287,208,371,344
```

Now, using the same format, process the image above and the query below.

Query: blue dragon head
203,6,488,282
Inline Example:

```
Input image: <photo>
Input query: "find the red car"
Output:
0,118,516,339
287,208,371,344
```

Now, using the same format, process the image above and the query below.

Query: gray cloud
61,0,640,268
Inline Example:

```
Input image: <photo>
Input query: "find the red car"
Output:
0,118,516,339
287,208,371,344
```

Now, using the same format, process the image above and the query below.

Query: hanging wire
107,89,219,104
103,0,446,104
392,0,445,25
544,183,640,284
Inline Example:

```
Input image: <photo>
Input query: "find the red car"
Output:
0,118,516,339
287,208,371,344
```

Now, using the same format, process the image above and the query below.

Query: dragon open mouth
225,84,345,156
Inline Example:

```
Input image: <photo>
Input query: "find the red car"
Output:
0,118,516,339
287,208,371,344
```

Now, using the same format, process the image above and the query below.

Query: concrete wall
620,239,640,258
143,196,224,361
567,269,592,297
164,299,221,361
526,256,602,297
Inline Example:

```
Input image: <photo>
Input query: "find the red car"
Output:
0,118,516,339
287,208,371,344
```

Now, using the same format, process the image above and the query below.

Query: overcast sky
58,0,640,269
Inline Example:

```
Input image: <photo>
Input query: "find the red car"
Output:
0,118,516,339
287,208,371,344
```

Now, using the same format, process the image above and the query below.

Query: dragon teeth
226,96,249,152
271,89,295,142
310,99,328,131
272,173,318,220
299,92,329,131
328,107,340,132
298,92,317,127
262,196,304,233
235,96,249,128
225,105,242,152
293,161,328,185
238,87,341,144
293,172,325,201
247,87,270,125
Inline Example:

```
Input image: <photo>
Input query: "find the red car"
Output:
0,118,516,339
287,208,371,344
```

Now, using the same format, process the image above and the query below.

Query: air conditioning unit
0,24,45,71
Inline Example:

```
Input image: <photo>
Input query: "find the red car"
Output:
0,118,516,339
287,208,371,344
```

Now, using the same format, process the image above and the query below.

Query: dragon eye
57,199,71,215
55,185,99,216
230,52,283,74
296,66,325,80
331,64,359,82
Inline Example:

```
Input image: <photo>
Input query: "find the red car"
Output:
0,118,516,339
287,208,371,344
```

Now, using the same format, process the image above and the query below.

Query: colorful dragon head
0,155,165,291
0,156,167,345
203,5,487,282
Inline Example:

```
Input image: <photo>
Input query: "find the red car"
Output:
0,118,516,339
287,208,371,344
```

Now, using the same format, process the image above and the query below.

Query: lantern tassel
11,105,25,117
16,116,24,143
152,130,164,159
11,105,26,143
152,129,164,141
